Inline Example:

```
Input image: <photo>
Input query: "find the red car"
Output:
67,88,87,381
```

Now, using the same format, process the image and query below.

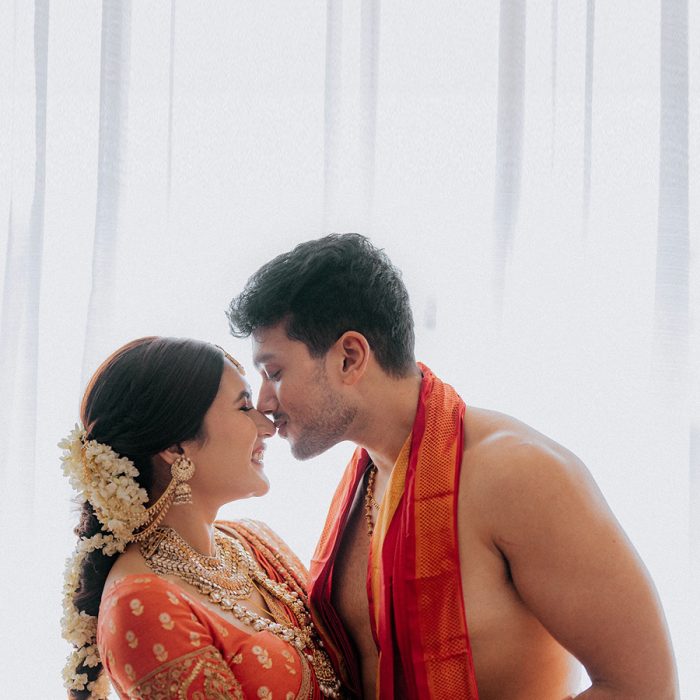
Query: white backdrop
0,2,698,697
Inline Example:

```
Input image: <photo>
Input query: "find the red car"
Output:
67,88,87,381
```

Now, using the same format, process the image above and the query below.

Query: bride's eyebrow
234,389,252,403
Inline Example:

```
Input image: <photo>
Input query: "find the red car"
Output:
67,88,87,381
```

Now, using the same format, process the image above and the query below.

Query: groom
228,234,677,699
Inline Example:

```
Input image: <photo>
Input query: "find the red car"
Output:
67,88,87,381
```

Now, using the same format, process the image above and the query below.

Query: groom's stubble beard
288,363,357,460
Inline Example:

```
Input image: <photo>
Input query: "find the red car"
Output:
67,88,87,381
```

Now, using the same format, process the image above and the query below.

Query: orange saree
97,520,321,699
309,364,479,699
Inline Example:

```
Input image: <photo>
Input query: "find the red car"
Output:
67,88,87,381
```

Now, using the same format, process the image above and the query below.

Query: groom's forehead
252,326,292,363
252,326,314,367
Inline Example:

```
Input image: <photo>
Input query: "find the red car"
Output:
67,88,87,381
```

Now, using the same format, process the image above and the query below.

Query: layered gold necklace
140,526,341,699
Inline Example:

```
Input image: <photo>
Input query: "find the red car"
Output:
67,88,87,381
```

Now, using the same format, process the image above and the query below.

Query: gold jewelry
140,527,254,601
215,344,246,375
171,455,195,505
141,526,341,698
364,463,379,536
131,456,196,543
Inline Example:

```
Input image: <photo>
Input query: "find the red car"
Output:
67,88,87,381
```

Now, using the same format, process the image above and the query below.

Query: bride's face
182,362,275,504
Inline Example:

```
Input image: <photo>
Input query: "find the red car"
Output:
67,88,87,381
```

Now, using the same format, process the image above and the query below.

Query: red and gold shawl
309,364,479,699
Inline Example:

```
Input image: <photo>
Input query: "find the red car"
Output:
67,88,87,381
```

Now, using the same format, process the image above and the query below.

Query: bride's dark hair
68,336,224,699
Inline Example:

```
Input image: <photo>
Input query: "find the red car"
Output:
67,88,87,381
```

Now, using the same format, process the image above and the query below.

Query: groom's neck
351,367,422,474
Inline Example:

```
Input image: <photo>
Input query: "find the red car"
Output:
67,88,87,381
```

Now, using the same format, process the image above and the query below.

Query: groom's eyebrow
253,352,276,368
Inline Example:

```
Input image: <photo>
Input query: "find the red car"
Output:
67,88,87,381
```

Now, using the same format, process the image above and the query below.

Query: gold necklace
140,526,342,699
364,463,380,536
139,526,254,601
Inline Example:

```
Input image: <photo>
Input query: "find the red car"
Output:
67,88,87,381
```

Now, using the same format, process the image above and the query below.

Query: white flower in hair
59,423,149,541
59,422,151,699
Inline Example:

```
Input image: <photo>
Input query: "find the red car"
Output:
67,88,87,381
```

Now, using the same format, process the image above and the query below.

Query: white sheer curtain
0,2,697,696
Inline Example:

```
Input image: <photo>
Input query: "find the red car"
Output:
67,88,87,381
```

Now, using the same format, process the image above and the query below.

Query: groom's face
252,324,357,460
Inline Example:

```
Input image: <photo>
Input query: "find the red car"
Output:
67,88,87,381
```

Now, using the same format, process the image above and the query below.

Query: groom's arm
480,438,678,699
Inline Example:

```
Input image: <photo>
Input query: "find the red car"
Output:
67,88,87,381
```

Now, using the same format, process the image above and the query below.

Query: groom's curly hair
227,233,416,378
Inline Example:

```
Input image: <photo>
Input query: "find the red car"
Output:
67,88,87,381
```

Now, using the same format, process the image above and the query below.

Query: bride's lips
251,445,266,468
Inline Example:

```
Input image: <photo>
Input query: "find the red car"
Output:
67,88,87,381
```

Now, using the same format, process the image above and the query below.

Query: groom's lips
274,418,288,437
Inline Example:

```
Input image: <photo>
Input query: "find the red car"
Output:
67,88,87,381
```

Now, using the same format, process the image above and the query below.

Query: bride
61,336,341,699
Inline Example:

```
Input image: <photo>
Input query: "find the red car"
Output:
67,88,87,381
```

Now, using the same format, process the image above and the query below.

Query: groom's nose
256,380,278,415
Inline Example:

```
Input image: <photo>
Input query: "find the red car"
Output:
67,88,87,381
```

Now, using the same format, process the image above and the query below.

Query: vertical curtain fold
0,0,49,519
583,0,595,234
82,0,131,385
493,0,526,315
360,0,380,228
166,0,176,212
654,0,689,389
691,425,700,594
323,0,343,229
550,0,558,168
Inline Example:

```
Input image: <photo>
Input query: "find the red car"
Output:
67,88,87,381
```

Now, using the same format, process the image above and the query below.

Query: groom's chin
290,438,327,461
290,444,317,461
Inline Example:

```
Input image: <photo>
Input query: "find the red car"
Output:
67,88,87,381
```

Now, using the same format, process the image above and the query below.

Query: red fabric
97,521,321,699
309,364,479,699
307,456,366,696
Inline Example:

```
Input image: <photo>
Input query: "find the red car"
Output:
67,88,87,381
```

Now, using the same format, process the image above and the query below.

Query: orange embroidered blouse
96,522,321,699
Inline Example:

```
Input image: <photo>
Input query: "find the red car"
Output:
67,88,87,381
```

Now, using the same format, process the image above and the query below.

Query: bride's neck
160,507,217,556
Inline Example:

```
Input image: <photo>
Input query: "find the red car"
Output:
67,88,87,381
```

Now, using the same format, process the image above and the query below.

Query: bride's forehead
218,364,250,395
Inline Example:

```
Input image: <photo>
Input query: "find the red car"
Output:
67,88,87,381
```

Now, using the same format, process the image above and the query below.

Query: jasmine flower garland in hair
59,423,150,698
60,423,150,540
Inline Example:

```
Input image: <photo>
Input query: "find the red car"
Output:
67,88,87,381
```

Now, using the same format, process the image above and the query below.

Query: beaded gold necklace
140,526,341,698
364,463,380,536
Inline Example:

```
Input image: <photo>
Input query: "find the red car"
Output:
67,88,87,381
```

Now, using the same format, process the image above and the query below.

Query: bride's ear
156,443,183,467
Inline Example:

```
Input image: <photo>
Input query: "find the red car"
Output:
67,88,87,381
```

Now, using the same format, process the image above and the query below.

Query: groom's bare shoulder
460,405,587,505
457,405,677,699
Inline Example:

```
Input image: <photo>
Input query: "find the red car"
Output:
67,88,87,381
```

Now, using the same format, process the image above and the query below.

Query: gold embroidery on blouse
125,630,138,649
189,631,201,647
252,645,273,669
159,612,175,630
166,590,180,605
257,687,272,699
282,649,297,675
128,646,244,700
295,649,314,700
153,642,168,662
129,598,144,616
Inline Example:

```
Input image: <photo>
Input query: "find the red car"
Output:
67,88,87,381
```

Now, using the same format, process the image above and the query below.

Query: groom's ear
333,331,370,386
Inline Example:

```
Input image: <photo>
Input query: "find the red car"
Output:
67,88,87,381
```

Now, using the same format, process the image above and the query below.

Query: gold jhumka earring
171,455,195,505
132,454,196,543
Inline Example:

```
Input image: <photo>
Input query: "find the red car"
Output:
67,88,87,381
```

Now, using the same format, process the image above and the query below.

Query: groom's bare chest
331,488,378,694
